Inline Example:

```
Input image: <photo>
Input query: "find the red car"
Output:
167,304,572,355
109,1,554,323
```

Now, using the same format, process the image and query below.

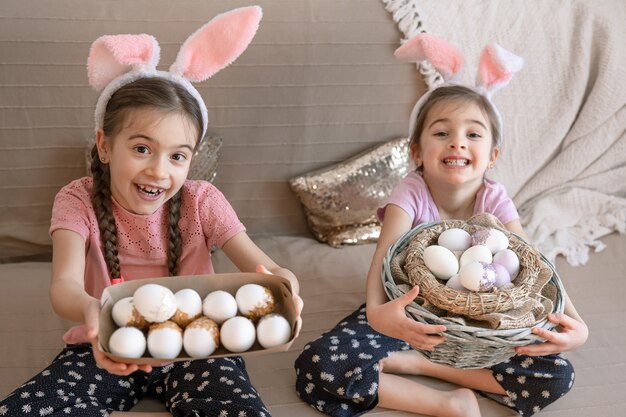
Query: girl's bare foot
378,373,482,417
380,349,430,375
380,350,505,395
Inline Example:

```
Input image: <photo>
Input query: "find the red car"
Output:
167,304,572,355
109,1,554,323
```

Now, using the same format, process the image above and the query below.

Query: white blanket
381,0,626,265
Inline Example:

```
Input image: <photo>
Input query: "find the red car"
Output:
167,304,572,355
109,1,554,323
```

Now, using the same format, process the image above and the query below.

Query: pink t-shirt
50,177,245,299
377,171,519,227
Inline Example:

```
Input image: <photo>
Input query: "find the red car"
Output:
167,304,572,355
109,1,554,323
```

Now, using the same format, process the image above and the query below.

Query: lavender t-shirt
377,171,519,227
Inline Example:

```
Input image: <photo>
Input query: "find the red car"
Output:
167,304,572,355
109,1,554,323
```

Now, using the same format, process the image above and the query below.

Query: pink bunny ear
477,43,523,96
170,6,262,81
87,34,160,91
394,33,463,81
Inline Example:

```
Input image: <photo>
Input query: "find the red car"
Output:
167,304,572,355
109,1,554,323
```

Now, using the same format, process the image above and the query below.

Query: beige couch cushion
2,234,625,416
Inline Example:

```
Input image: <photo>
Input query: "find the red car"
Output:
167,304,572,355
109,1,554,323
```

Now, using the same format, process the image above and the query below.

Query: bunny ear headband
395,33,524,144
87,6,263,139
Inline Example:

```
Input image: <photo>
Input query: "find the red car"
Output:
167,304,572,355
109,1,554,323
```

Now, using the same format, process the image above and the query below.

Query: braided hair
90,78,203,278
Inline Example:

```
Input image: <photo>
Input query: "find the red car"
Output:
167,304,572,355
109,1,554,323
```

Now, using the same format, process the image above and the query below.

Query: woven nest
381,213,565,368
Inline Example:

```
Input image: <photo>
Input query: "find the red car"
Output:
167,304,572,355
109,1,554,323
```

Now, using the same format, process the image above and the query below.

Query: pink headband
87,6,263,139
395,34,524,145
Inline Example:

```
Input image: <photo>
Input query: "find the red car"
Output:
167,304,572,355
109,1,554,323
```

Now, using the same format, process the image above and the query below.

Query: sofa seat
2,233,625,416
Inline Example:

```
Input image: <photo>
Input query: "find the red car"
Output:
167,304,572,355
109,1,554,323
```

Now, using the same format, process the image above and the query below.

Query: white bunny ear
87,34,160,91
170,6,262,81
476,43,523,96
394,33,463,82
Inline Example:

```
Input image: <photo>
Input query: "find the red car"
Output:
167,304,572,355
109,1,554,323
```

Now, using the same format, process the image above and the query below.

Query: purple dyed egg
492,262,512,287
493,248,520,279
445,273,465,291
471,228,509,254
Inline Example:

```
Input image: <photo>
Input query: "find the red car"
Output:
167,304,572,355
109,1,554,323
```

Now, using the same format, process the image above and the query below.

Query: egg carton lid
99,272,300,364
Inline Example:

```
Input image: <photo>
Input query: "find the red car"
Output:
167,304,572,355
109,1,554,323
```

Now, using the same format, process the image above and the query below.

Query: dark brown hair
89,77,203,278
410,85,501,169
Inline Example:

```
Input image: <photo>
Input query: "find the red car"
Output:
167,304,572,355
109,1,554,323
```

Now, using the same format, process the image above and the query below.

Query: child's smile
136,184,165,199
442,156,470,167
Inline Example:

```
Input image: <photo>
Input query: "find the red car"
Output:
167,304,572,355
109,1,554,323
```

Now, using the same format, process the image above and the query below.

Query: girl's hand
256,264,304,316
367,286,447,351
83,298,155,375
515,313,589,356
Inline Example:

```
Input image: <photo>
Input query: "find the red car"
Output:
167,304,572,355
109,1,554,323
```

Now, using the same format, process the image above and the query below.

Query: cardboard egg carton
98,272,300,364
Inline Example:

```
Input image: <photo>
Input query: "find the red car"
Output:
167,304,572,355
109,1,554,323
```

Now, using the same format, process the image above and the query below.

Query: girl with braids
0,7,302,417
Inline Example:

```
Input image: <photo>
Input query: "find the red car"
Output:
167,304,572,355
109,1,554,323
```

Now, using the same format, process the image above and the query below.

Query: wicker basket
381,217,565,369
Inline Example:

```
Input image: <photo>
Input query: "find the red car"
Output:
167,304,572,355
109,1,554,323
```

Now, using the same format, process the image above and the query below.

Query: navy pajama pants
295,305,575,416
0,344,270,417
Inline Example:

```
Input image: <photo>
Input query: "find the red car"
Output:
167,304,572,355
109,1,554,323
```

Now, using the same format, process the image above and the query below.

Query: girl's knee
551,356,576,397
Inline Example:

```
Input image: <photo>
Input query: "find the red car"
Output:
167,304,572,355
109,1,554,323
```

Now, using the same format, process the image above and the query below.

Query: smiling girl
294,35,587,417
0,8,302,417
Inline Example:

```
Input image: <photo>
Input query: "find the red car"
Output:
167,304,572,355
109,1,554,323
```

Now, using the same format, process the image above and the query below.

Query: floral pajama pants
295,305,575,416
0,344,270,417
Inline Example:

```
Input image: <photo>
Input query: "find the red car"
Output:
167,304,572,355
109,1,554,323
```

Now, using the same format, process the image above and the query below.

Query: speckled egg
235,284,276,321
111,296,148,330
171,288,202,328
183,317,220,358
147,321,183,359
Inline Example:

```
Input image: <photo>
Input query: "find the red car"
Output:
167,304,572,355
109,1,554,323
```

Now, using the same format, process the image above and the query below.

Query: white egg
459,245,493,267
471,228,509,254
422,245,459,280
220,316,256,353
235,284,276,320
459,261,496,292
183,317,219,358
438,228,472,252
147,321,183,359
445,273,466,291
492,263,512,287
493,248,520,279
111,296,148,329
171,288,202,328
203,290,238,324
256,314,291,349
133,284,177,323
108,326,146,358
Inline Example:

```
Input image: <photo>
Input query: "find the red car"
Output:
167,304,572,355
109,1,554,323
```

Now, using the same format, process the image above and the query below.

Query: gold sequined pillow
290,137,410,247
85,135,222,182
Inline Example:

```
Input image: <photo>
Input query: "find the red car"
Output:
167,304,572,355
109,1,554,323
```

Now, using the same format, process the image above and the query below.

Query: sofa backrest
0,1,424,260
